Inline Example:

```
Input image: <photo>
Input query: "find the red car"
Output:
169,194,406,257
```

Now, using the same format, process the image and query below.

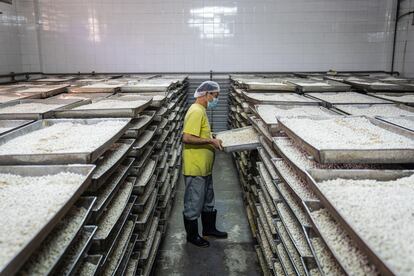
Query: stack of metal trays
0,74,188,276
0,165,96,276
228,74,414,276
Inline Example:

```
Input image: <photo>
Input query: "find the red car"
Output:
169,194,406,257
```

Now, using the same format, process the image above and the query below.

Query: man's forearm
182,133,211,145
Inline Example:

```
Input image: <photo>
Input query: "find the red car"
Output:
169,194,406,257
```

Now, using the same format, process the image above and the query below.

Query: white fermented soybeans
95,181,133,240
0,121,126,155
279,117,414,150
18,206,87,275
0,172,84,271
317,175,414,276
310,209,378,276
216,127,258,147
277,203,312,257
311,237,345,276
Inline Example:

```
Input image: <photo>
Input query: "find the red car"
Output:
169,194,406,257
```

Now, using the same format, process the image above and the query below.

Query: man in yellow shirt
182,81,228,248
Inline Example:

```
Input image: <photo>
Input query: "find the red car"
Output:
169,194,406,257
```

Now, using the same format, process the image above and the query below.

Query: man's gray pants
183,175,215,221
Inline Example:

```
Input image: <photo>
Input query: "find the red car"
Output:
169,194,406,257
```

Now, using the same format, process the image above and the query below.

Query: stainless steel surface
0,119,34,136
53,96,152,118
0,165,95,276
278,116,414,164
89,140,134,192
376,115,414,132
0,98,85,120
304,169,414,276
0,118,131,165
58,225,98,276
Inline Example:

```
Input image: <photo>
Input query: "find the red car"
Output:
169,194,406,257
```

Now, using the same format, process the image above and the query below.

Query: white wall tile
1,0,408,74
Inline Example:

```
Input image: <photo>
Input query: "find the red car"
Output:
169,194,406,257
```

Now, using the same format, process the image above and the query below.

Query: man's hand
209,138,223,151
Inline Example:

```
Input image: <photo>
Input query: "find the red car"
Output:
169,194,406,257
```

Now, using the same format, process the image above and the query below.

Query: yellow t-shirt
182,103,215,176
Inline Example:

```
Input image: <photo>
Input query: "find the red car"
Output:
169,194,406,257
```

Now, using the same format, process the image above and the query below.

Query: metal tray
0,119,34,136
17,196,96,276
53,95,151,118
241,91,321,105
140,231,162,276
130,143,156,173
367,92,414,105
0,165,95,276
304,92,392,108
376,115,414,132
135,189,158,231
91,160,135,221
332,103,414,116
13,84,69,98
215,126,260,152
276,202,312,258
278,116,414,164
115,234,137,276
304,169,414,276
76,254,103,276
135,216,159,248
274,220,304,275
302,225,345,276
0,91,42,104
249,116,273,145
101,215,136,276
132,158,157,194
90,141,135,191
91,198,135,257
134,174,158,213
54,225,98,276
0,98,85,120
303,200,363,276
0,118,131,165
124,253,139,276
134,125,157,151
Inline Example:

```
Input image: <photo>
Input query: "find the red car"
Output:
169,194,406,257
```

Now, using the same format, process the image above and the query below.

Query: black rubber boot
202,209,228,239
183,215,210,247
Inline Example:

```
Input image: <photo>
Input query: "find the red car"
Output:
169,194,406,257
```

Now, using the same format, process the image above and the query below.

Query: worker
181,81,228,248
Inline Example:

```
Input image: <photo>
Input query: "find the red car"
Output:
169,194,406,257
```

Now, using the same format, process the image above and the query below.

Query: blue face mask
207,97,219,109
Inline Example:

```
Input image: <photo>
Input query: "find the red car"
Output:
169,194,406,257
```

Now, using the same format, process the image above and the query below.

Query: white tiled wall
0,0,405,74
0,2,22,74
394,0,414,77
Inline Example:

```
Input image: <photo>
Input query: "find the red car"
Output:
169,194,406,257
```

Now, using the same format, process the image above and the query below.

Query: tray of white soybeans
305,92,392,107
53,94,152,118
332,103,414,117
304,169,414,276
252,104,341,134
0,118,131,165
0,119,34,136
0,91,42,104
376,115,414,132
215,126,260,152
0,98,85,120
0,164,95,276
278,116,414,164
241,91,321,105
